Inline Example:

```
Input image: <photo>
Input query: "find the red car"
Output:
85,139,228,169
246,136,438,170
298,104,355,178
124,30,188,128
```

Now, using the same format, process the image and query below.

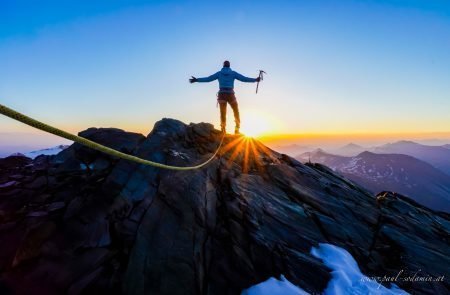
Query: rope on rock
0,103,224,171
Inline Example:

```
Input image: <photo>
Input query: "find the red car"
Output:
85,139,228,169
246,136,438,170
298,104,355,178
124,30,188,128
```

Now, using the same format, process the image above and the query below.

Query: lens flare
240,112,272,138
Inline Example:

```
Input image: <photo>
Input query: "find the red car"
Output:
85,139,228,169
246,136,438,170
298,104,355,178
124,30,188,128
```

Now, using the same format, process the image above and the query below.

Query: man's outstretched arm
190,72,219,83
234,71,259,83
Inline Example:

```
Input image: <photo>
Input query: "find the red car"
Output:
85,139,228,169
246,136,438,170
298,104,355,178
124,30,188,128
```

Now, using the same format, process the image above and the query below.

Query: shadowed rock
0,120,448,294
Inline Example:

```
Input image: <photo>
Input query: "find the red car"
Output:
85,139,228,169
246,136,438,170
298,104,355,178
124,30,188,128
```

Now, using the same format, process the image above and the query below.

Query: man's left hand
189,76,198,83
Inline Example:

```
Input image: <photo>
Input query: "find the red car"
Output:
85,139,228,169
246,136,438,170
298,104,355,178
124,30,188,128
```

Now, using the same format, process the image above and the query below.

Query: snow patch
241,275,308,295
242,244,409,295
169,150,190,159
20,145,68,159
311,244,409,295
341,157,362,172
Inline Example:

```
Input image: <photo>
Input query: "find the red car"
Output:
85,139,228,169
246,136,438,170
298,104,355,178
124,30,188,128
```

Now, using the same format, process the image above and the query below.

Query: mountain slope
297,149,450,213
373,140,450,176
0,119,449,295
332,143,366,156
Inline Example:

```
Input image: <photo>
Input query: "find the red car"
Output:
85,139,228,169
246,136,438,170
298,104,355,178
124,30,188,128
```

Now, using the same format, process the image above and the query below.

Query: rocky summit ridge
0,119,449,294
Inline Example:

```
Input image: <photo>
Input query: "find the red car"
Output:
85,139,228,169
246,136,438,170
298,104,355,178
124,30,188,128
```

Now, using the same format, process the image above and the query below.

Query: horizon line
258,131,450,141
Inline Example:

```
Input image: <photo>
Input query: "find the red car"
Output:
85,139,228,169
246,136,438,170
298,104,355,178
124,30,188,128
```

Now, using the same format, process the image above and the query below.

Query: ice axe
256,70,266,94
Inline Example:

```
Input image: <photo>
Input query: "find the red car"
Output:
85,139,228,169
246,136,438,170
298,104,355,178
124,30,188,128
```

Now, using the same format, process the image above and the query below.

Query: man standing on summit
190,60,261,135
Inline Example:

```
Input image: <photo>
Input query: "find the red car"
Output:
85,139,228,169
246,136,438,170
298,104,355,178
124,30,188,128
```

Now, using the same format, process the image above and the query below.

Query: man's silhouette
190,60,260,134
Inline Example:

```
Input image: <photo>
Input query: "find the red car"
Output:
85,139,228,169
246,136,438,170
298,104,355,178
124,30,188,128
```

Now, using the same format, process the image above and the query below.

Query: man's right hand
189,76,198,83
255,77,261,82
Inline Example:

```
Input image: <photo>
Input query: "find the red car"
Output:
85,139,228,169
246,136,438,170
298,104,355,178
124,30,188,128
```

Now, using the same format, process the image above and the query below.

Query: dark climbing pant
218,93,240,128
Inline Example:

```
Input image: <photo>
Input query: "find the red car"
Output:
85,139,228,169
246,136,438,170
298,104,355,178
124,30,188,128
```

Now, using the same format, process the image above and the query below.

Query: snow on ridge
340,157,362,172
20,145,69,159
241,275,308,295
241,243,408,295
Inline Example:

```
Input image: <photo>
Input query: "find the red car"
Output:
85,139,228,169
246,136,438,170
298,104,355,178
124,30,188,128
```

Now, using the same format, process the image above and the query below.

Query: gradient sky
1,0,450,145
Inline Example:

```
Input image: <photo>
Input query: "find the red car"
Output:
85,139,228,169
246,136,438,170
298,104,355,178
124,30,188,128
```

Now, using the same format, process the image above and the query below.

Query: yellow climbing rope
0,103,224,171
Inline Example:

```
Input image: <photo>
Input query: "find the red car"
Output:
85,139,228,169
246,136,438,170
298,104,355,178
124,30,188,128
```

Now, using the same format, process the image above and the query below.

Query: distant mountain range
273,144,312,156
332,143,366,156
8,145,68,159
297,149,450,213
290,140,450,176
373,141,450,176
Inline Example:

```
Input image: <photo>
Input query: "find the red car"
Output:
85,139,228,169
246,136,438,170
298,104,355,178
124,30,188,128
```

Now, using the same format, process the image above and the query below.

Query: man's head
223,60,230,68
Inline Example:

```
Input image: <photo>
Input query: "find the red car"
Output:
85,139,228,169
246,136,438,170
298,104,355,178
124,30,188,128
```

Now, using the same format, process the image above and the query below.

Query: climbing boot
234,127,241,135
221,126,226,134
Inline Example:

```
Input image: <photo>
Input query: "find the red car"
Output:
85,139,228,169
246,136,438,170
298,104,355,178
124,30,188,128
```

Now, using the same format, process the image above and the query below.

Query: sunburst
220,135,274,174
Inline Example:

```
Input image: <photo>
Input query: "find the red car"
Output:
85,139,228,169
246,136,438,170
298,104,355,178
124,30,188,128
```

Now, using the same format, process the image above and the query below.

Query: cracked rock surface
0,119,449,294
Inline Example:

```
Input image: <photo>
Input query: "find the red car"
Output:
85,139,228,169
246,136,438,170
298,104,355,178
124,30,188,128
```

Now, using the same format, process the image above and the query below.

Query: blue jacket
197,67,257,93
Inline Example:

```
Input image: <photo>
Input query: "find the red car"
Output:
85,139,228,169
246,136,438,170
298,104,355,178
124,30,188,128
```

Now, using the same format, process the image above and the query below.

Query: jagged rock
9,174,25,181
27,211,48,217
24,176,47,189
0,119,448,295
71,128,145,165
51,127,145,173
0,181,18,189
12,221,56,267
0,155,32,169
46,202,66,212
372,191,450,290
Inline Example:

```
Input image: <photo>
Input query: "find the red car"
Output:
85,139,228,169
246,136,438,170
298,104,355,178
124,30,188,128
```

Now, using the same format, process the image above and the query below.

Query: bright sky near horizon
1,0,450,144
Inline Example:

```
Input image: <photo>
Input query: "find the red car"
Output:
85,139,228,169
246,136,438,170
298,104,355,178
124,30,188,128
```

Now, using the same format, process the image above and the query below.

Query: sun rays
220,135,275,174
234,111,279,138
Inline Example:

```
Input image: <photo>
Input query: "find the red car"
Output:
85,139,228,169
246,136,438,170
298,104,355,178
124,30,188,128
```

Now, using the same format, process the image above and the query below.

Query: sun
240,112,272,137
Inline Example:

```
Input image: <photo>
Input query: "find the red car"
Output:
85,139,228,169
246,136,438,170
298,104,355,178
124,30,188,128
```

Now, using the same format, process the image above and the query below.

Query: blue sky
1,0,450,145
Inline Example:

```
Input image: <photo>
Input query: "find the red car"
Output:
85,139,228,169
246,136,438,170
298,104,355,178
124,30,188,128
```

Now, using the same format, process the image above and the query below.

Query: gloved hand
189,76,198,83
255,77,261,82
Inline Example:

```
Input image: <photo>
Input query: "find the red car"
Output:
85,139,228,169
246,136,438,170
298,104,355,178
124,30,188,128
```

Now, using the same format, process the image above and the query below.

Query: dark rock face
0,120,449,295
